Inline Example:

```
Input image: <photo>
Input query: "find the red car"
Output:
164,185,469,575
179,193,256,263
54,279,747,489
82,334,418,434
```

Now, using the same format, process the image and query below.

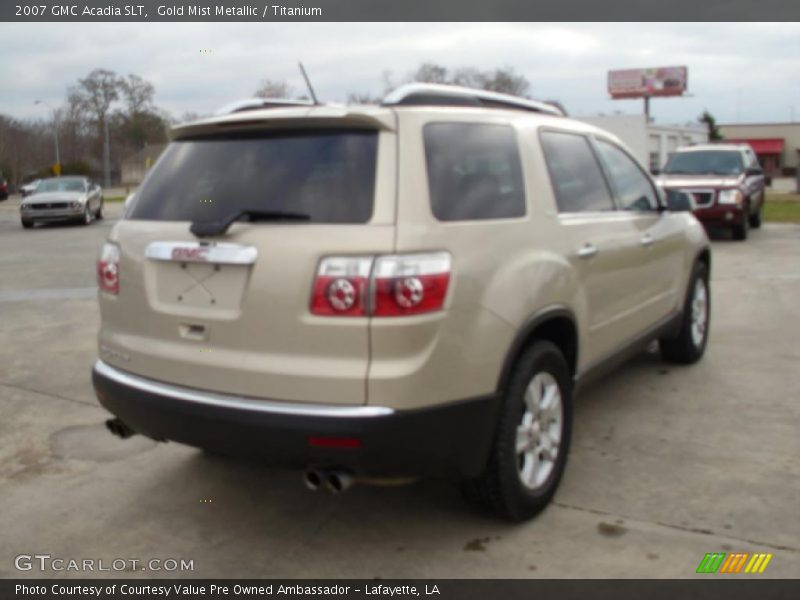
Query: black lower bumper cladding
92,361,500,479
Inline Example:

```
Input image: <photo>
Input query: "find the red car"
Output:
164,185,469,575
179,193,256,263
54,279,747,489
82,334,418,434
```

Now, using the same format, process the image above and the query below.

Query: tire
21,219,33,229
660,261,710,364
749,202,762,229
732,206,749,240
461,340,573,521
95,201,104,220
82,204,93,226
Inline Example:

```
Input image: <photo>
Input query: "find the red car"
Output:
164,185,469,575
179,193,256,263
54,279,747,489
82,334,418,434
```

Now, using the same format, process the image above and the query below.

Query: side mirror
665,189,696,212
746,167,763,177
650,167,660,175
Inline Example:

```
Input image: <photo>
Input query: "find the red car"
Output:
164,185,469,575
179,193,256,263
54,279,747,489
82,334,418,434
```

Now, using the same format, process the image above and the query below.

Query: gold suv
93,84,711,521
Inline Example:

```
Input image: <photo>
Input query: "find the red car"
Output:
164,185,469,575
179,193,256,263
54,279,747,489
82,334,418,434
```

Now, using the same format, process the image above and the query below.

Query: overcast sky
1,22,799,126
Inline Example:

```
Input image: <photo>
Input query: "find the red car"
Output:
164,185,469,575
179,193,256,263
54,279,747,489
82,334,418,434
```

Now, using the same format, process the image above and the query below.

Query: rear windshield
130,129,378,223
663,150,743,176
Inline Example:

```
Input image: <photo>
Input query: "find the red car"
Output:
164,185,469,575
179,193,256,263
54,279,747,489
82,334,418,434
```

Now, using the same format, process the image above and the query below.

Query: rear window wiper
190,209,311,237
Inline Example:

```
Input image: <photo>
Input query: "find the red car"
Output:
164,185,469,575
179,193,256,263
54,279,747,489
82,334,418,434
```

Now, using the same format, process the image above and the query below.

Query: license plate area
144,241,257,319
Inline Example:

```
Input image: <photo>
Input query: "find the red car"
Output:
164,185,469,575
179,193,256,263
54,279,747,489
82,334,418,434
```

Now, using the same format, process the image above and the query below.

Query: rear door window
539,130,615,213
130,129,378,223
423,123,526,221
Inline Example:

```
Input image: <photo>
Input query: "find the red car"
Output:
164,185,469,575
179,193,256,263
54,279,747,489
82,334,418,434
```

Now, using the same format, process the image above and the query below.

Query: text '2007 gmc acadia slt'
93,84,711,521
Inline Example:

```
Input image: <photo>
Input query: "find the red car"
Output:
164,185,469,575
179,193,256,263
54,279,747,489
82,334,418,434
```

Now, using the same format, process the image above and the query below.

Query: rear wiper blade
190,209,311,237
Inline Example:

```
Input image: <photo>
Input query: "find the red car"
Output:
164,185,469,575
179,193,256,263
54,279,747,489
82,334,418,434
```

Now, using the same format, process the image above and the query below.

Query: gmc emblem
171,247,209,261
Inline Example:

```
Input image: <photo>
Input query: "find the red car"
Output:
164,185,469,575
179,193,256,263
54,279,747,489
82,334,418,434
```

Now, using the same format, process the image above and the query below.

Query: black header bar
3,0,799,22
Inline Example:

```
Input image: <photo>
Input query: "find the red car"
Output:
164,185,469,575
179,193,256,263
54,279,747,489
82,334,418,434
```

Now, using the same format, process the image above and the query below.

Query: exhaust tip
105,418,136,439
326,470,355,494
304,468,324,492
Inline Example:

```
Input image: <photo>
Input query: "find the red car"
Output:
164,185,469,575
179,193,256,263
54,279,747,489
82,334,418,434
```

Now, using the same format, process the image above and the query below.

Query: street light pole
34,100,61,174
103,117,111,188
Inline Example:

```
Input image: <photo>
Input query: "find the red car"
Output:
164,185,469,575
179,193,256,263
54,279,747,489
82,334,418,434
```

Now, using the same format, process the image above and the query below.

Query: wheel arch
496,306,579,393
695,246,711,275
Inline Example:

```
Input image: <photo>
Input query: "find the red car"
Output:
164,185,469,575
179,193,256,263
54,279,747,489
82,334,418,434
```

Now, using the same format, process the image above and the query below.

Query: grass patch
104,196,126,203
766,191,800,203
764,193,800,223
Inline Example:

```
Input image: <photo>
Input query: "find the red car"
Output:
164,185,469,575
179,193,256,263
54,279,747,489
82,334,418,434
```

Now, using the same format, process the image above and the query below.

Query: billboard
608,66,687,99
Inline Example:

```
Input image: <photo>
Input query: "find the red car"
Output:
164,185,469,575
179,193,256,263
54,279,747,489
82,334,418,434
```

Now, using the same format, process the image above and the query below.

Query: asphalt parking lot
0,195,798,579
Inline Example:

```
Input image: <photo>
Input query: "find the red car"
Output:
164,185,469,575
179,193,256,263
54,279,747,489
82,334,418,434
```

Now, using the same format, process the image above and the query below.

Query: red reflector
308,436,362,449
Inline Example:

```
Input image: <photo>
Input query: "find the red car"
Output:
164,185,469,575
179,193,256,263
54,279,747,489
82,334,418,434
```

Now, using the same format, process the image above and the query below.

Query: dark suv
656,144,766,240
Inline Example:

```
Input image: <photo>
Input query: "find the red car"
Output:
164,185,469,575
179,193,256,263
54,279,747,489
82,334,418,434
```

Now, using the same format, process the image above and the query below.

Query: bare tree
411,62,449,84
254,80,292,99
479,67,530,96
75,69,121,127
346,92,382,105
115,73,167,153
405,62,533,97
119,74,155,114
72,69,122,185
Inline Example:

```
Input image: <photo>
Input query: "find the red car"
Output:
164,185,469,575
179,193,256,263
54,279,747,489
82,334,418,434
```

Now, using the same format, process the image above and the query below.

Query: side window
423,123,526,221
539,130,615,213
594,139,659,211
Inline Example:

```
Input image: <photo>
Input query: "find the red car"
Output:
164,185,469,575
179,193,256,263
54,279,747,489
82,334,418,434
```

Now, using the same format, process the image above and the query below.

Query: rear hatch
99,118,397,406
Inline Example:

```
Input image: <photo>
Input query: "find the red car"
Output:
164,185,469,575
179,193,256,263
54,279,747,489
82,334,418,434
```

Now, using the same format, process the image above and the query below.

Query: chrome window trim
145,241,258,265
93,360,394,418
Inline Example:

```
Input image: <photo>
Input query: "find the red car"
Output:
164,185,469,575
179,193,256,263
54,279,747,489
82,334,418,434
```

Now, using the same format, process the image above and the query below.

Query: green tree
699,110,723,141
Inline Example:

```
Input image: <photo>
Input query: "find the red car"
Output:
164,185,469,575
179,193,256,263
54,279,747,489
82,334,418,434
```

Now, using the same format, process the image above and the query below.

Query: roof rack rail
381,83,564,117
214,98,315,116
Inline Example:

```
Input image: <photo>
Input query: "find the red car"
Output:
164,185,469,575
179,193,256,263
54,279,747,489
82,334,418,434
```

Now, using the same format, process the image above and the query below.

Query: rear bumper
92,360,500,478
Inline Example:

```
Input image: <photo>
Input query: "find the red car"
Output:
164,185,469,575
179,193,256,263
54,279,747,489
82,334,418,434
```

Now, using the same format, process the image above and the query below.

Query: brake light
97,243,120,295
372,253,451,316
310,257,372,316
310,252,451,317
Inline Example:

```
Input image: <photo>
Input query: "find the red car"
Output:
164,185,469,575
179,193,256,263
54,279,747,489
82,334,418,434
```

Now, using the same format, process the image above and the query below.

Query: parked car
0,176,8,200
20,179,41,197
656,143,766,240
93,84,711,521
19,176,104,229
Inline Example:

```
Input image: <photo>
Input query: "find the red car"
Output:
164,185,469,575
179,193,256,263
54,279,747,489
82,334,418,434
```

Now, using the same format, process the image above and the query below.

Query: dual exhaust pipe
105,418,137,439
304,467,355,494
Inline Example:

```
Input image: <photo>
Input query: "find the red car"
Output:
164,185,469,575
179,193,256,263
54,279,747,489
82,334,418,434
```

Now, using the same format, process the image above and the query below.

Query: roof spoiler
381,83,565,117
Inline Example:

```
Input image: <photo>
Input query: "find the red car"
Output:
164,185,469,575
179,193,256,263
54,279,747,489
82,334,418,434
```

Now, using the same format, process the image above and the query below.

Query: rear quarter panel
368,110,585,410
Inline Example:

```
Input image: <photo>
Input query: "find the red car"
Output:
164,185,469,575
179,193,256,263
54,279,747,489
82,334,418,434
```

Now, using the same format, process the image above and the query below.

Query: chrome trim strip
145,241,258,265
93,360,394,418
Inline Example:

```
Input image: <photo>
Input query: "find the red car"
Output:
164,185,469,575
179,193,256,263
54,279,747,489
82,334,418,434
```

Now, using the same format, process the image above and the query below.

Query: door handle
640,233,655,247
577,244,598,259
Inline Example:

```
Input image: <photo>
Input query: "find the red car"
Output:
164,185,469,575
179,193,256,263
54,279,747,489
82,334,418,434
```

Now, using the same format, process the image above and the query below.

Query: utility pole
34,100,61,175
103,117,111,188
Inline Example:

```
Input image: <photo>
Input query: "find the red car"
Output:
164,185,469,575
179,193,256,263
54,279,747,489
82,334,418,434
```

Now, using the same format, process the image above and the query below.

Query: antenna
298,62,320,105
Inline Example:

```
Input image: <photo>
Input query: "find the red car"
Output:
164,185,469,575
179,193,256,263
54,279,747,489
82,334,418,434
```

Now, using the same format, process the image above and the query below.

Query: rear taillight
97,243,120,295
310,252,451,317
310,257,372,316
372,253,451,316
